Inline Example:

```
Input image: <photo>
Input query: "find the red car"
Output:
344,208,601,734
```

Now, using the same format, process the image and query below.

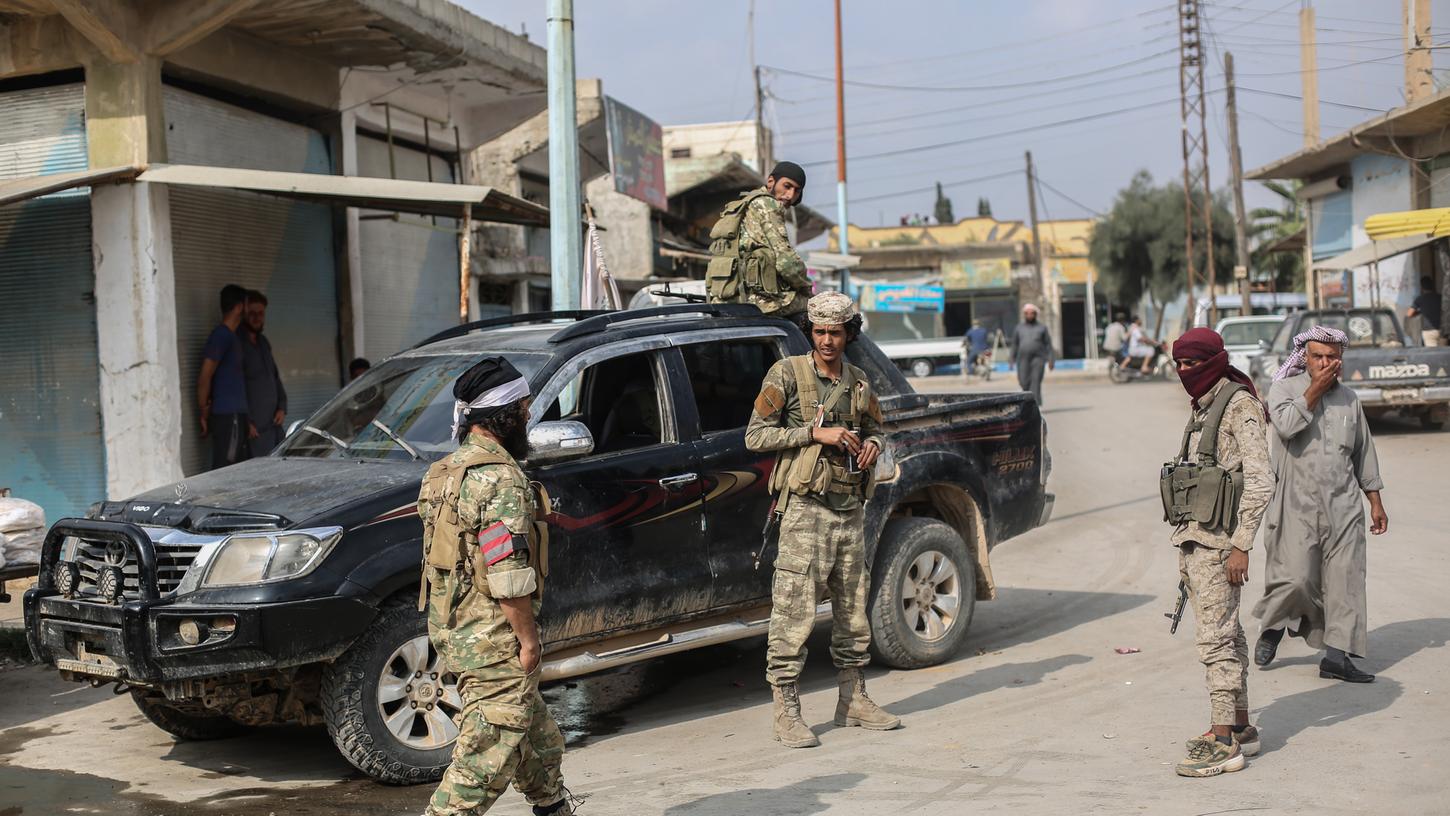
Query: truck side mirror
527,421,595,464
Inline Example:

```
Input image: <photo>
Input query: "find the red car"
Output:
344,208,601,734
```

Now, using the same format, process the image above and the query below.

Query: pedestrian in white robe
1252,325,1388,683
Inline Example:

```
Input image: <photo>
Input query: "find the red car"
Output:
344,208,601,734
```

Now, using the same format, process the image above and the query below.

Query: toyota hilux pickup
1249,307,1450,429
26,304,1053,784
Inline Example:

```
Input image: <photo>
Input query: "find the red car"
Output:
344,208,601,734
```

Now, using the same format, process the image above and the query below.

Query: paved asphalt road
2,376,1445,815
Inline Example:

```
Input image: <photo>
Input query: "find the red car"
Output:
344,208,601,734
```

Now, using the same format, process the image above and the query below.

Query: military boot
834,668,901,730
772,683,820,748
533,799,574,816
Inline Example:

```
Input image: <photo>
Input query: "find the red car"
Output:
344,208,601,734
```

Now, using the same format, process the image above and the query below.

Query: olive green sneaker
1175,736,1245,778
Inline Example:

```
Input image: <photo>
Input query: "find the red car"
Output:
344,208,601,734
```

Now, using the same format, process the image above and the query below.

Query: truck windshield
1309,311,1404,348
275,352,548,461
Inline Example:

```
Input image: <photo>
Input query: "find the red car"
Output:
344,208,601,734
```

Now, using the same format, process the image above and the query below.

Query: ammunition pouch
767,356,878,502
1158,383,1247,533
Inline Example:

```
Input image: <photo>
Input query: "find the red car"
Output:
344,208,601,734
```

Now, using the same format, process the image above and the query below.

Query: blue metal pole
547,0,582,312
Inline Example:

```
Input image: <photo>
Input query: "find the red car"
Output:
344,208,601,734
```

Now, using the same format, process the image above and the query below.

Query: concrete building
831,216,1102,357
1248,87,1450,316
663,120,775,174
0,0,558,524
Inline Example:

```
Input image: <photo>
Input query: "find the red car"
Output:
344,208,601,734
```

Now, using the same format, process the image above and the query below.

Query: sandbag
1,526,43,566
0,498,44,534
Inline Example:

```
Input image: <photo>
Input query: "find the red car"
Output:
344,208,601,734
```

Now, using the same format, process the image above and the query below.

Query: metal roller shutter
0,83,104,522
356,134,460,361
163,87,341,475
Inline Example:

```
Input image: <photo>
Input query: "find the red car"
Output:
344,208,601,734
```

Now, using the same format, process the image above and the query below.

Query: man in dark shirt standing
198,284,251,470
1407,275,1443,346
1011,303,1055,406
242,290,288,456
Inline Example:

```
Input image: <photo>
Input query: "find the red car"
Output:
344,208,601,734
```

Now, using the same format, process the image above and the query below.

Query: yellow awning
1364,207,1450,240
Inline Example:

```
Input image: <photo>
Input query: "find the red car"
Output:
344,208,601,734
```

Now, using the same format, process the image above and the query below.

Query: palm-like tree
1249,180,1304,292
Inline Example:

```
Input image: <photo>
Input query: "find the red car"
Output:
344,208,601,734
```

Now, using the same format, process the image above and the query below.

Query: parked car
1249,308,1450,429
26,305,1053,784
1214,314,1285,375
877,336,967,378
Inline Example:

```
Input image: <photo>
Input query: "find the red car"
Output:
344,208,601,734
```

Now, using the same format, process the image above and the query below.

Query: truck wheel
321,596,463,785
130,690,249,741
868,517,976,669
1421,407,1446,430
910,359,935,378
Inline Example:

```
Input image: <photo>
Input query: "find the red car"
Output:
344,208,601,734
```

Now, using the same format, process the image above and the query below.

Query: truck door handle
658,473,699,490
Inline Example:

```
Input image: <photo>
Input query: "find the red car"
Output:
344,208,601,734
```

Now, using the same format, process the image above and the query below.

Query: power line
1235,86,1386,113
1037,176,1105,218
806,168,1022,210
1205,2,1401,33
798,95,1194,168
764,47,1178,94
1233,51,1408,78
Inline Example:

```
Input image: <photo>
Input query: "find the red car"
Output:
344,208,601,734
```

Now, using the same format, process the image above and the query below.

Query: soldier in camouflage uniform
706,161,812,319
745,291,901,748
1164,329,1273,778
417,357,573,816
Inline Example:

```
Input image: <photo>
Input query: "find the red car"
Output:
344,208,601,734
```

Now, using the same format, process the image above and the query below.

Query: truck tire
910,359,935,378
867,517,976,669
321,595,463,785
130,690,249,741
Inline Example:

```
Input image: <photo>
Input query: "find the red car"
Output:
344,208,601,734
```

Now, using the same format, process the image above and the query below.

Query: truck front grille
69,539,204,599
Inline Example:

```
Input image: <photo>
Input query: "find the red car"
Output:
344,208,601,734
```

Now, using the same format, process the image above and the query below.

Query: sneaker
1175,736,1246,778
1236,726,1260,757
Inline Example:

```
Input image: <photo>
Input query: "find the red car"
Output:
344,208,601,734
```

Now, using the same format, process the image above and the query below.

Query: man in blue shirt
198,284,251,470
963,320,991,380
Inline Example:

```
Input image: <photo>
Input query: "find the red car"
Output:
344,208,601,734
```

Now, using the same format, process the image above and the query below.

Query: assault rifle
1165,580,1188,634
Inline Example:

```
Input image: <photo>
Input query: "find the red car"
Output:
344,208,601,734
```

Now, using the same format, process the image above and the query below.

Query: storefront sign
942,258,1013,290
859,282,945,313
603,97,666,210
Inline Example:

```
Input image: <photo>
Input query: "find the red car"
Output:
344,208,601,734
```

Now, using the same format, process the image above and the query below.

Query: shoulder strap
1195,383,1246,464
789,356,820,422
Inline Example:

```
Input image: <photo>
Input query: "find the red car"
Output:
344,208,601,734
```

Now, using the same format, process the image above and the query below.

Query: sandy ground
1,376,1445,815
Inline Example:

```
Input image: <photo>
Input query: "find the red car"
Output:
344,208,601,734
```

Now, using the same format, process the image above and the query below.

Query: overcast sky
464,0,1447,230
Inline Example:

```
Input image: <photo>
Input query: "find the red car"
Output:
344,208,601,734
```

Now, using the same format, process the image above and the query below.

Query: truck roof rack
547,303,766,343
412,310,608,349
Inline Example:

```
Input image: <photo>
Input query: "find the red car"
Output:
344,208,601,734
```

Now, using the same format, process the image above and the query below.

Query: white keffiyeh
1273,325,1349,381
450,376,531,439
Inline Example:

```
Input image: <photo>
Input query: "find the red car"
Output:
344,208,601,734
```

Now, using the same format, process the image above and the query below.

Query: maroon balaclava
1171,327,1260,410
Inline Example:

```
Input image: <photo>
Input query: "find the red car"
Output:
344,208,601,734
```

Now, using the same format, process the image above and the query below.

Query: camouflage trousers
766,497,871,686
1178,543,1249,725
427,659,565,816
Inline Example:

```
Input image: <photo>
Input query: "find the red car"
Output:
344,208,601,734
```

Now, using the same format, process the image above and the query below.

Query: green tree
977,197,992,217
934,182,955,224
1249,180,1304,292
1089,170,1236,335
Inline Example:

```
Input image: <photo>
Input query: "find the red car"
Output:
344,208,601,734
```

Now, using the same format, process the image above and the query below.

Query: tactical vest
418,446,550,611
767,356,878,503
706,189,781,308
1159,383,1247,533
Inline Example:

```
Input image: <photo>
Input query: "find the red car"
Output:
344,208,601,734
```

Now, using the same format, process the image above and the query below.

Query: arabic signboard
859,282,945,313
604,97,666,210
941,257,1013,290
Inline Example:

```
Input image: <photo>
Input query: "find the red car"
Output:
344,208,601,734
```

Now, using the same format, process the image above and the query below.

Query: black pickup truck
1249,308,1450,429
25,305,1053,784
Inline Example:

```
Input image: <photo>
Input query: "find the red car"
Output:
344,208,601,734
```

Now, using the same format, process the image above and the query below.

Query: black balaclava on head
768,161,807,205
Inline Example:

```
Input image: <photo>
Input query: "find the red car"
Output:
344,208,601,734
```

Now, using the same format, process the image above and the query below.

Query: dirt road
2,377,1444,815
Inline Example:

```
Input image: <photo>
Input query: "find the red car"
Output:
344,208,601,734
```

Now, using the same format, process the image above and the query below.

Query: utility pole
1300,3,1319,147
1023,151,1045,317
834,0,850,287
1177,0,1214,327
1405,0,1433,104
547,0,582,312
749,0,769,174
1225,52,1253,317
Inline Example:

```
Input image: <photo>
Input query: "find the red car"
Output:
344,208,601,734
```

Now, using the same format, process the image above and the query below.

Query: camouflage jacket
417,430,538,673
738,187,810,315
745,354,884,510
1169,379,1273,552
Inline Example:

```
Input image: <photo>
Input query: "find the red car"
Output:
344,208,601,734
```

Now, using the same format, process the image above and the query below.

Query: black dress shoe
1254,629,1284,667
1319,655,1375,683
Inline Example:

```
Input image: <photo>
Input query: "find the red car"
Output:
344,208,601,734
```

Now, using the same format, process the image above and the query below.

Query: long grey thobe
1011,321,1053,407
1252,373,1383,658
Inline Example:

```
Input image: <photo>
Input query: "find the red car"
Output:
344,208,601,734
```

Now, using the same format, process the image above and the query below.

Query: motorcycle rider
1126,316,1160,374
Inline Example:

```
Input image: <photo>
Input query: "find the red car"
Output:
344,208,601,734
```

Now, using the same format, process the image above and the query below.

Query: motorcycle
1108,343,1176,384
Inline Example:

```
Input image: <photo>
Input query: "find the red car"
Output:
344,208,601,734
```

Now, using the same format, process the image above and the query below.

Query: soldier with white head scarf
1252,325,1389,683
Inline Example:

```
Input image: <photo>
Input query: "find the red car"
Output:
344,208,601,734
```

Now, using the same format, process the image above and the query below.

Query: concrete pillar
86,56,185,498
337,109,365,363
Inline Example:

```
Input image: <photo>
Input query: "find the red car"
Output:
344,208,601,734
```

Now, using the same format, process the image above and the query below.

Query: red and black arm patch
478,521,529,566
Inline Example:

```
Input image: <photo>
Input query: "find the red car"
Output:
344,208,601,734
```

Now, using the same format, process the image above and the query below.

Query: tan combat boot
834,668,901,730
772,683,820,748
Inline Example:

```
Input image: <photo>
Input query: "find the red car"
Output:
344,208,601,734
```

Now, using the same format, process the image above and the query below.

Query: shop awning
0,164,549,227
1311,233,1440,271
1364,207,1450,241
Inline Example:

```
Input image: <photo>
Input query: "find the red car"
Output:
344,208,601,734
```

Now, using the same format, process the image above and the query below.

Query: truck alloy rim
902,550,961,642
377,636,463,750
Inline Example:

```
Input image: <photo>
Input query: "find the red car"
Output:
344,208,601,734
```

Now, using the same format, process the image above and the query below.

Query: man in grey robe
1011,303,1054,406
1252,325,1388,683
